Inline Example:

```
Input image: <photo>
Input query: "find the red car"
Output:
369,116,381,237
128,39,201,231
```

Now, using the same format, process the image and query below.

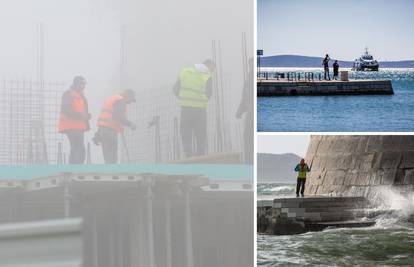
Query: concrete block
403,169,414,185
257,200,273,207
400,151,414,168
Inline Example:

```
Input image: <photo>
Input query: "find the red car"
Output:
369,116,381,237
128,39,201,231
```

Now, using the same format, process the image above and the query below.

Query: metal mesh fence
0,80,65,165
122,77,245,163
0,78,247,165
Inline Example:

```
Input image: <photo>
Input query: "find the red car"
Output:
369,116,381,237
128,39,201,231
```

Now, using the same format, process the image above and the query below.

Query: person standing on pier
322,54,330,80
173,59,216,157
58,76,91,164
333,60,339,80
294,159,311,197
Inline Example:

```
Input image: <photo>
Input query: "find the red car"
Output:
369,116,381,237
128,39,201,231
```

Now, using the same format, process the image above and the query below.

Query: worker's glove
235,111,243,119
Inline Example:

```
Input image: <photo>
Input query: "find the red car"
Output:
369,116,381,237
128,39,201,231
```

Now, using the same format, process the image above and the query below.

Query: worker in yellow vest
58,76,91,164
93,89,136,163
294,159,311,197
173,59,215,157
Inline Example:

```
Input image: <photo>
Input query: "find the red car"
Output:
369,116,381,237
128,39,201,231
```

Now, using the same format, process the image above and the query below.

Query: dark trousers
324,67,330,80
243,112,253,164
180,107,207,157
65,130,85,164
96,126,118,164
296,178,306,197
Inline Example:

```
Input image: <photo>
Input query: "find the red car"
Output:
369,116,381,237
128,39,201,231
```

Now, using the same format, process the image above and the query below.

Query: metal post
92,210,98,267
165,200,172,267
86,142,91,164
146,184,155,267
138,206,145,267
185,190,194,267
63,173,71,218
57,142,62,165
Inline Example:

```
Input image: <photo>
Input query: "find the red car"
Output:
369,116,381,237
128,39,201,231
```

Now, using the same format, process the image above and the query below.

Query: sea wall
305,136,414,197
257,80,393,96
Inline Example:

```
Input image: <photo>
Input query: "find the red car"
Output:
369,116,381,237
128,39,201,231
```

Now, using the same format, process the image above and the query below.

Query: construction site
0,0,253,266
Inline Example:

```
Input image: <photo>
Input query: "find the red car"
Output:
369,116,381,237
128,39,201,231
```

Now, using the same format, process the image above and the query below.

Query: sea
257,183,414,267
257,68,414,132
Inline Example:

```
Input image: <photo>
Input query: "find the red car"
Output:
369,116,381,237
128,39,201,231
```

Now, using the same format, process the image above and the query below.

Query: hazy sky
258,0,414,60
257,135,310,157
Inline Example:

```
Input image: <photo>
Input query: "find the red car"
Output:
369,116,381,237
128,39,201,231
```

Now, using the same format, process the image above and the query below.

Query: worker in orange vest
93,89,136,163
58,76,91,164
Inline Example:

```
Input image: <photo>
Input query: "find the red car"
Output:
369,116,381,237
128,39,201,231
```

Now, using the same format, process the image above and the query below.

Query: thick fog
0,1,254,266
0,0,253,164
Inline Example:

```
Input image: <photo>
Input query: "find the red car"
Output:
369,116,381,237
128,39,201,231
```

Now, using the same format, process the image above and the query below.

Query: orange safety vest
58,90,88,133
97,94,125,133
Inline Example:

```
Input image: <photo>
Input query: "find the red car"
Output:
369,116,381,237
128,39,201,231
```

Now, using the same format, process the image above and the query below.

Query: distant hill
259,55,414,68
258,153,301,183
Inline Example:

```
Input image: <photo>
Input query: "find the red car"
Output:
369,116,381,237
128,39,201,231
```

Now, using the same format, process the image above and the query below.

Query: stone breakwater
257,79,393,96
304,136,414,198
257,196,374,235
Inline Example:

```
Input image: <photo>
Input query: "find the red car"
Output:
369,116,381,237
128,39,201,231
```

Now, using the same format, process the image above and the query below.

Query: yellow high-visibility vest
296,164,310,179
178,67,210,108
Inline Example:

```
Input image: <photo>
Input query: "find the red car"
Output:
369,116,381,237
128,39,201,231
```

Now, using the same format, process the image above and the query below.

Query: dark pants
180,107,207,157
96,126,118,164
333,71,339,80
243,112,253,164
324,67,330,80
296,178,306,197
65,130,85,164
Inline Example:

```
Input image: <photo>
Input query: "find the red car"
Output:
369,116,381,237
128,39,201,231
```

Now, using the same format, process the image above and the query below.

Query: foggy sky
257,135,310,157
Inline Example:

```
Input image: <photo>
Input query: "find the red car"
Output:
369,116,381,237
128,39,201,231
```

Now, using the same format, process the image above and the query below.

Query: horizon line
261,54,414,62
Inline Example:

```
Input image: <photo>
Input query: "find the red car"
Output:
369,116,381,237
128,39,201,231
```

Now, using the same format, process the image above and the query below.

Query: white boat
352,47,379,71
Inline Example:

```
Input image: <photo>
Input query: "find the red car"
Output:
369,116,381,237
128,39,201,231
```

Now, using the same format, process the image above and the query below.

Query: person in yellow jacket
294,159,311,197
173,59,215,157
58,76,91,164
93,89,136,163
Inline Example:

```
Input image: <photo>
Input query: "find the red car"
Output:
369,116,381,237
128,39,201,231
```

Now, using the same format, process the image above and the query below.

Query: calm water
257,68,414,132
257,183,414,267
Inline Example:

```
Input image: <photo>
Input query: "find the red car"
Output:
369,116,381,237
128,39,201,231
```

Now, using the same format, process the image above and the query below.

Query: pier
257,79,394,96
257,196,375,235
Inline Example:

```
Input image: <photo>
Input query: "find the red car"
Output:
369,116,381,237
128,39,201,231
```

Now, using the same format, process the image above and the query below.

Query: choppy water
257,68,414,132
257,183,414,267
257,182,296,197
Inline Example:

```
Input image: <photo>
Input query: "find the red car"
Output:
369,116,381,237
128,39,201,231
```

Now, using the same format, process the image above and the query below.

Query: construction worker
294,159,311,197
58,76,91,164
173,59,215,157
93,89,136,164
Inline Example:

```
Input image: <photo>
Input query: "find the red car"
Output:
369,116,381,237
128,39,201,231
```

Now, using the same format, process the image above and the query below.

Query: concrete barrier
257,79,393,96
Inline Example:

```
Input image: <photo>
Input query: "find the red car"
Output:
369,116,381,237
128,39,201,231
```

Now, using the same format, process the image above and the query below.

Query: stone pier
257,79,393,96
257,196,374,235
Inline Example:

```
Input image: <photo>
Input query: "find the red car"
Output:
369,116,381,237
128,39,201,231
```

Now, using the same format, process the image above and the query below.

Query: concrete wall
257,80,393,96
305,136,414,197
